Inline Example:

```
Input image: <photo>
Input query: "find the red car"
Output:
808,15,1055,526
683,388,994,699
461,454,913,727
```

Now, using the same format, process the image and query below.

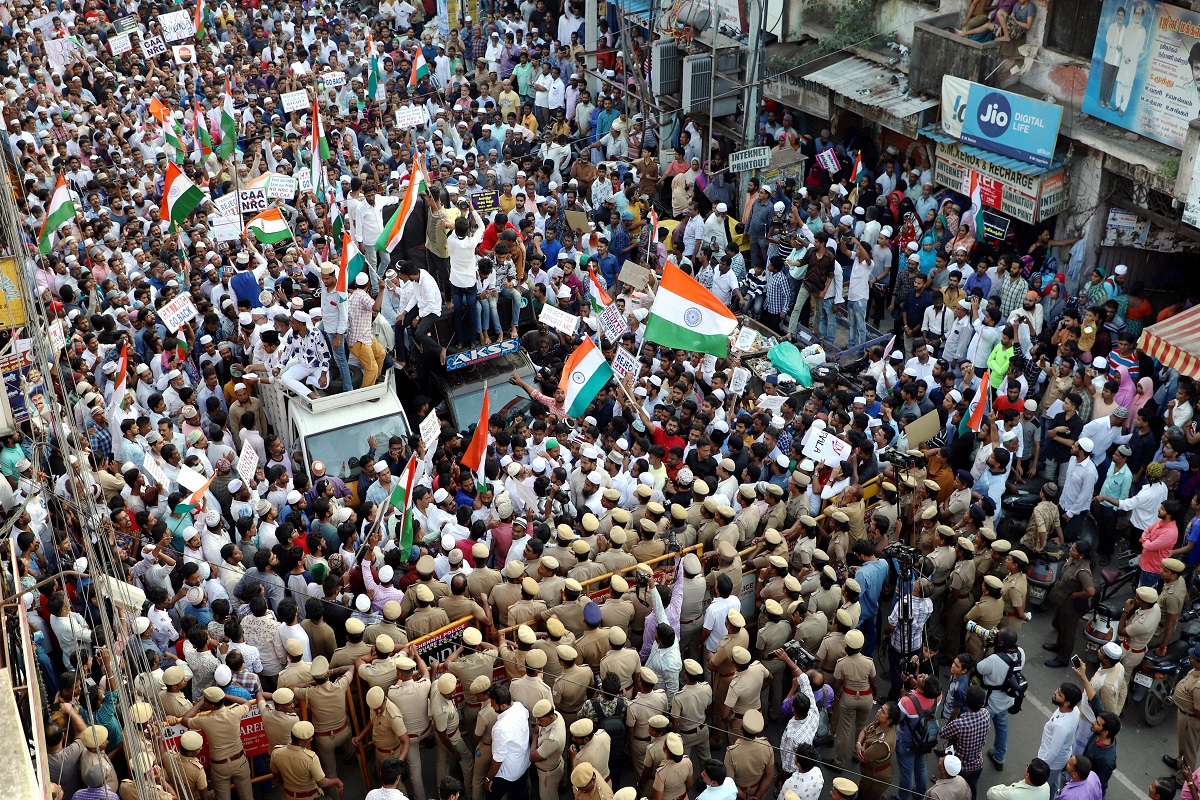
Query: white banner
45,38,84,70
394,105,426,130
109,33,134,56
212,192,240,217
48,320,66,354
611,347,638,381
756,395,786,412
816,148,840,174
802,427,853,466
236,440,258,484
176,463,207,494
143,457,168,489
281,89,310,113
161,294,198,332
319,71,347,89
238,188,269,213
296,172,313,194
158,10,195,42
266,174,297,200
538,304,579,335
140,35,167,58
420,409,440,454
212,218,242,243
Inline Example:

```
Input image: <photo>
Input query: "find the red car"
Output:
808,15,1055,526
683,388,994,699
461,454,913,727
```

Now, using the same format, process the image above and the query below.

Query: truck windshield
304,415,409,483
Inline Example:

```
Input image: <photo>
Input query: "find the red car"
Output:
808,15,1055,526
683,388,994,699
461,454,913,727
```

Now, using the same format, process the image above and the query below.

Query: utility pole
740,0,765,197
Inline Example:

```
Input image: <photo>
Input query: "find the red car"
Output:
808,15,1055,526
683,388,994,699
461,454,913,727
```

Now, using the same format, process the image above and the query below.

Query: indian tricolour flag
339,230,365,293
460,383,490,492
644,262,737,356
968,172,986,242
376,160,428,251
587,267,611,315
217,75,237,159
311,98,329,196
193,0,205,39
560,338,613,418
108,343,129,412
38,175,76,255
408,49,430,89
175,469,216,514
330,201,344,241
959,369,991,436
246,207,292,244
192,98,212,159
161,162,205,225
849,152,863,183
387,454,418,550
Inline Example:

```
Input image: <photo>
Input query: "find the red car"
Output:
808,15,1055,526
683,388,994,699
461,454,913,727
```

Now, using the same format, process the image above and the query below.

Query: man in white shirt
365,756,410,800
985,759,1053,800
485,686,531,797
1059,438,1098,523
351,181,384,282
710,260,743,308
396,263,446,368
1037,683,1083,792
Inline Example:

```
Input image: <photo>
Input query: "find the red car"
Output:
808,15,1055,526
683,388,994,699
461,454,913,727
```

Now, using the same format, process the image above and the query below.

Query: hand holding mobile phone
1070,654,1082,669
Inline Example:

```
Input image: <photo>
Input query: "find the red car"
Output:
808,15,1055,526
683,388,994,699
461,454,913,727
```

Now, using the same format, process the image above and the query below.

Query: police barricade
162,705,270,767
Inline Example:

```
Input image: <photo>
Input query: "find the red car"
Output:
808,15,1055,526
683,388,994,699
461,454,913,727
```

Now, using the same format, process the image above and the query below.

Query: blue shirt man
852,545,889,656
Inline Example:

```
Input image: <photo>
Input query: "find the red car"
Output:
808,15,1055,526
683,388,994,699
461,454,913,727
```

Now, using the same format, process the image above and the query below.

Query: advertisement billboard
1081,0,1200,150
941,76,1063,168
933,143,1070,224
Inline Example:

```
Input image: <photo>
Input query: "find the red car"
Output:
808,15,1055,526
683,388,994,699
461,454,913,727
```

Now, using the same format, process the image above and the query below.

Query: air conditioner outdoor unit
652,38,681,97
681,54,740,116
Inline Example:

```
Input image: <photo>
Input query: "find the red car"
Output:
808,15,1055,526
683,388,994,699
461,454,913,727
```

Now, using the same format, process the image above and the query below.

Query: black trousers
487,771,530,800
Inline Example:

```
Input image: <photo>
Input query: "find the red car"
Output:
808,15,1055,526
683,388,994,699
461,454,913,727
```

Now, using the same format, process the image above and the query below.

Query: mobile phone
1070,654,1082,669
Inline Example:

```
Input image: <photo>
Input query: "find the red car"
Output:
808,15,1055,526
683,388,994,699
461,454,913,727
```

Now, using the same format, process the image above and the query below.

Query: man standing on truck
278,311,331,399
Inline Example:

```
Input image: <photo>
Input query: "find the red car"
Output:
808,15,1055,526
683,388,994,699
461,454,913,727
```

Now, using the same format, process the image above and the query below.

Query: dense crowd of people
8,2,1200,800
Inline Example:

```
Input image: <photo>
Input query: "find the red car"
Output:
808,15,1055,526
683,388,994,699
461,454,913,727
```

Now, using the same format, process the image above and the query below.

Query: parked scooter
1130,614,1200,726
1026,542,1068,609
1081,556,1140,657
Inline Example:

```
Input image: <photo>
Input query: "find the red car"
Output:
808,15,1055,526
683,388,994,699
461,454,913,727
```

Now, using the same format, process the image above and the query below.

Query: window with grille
1045,0,1103,59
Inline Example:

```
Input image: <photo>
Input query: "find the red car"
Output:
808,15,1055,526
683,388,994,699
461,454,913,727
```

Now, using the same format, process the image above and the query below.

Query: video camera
780,640,818,670
966,620,999,648
879,447,926,470
883,541,923,569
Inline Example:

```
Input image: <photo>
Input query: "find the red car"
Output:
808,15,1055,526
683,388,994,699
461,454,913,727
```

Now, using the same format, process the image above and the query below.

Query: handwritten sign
212,218,242,243
597,304,628,341
296,171,313,194
611,347,638,380
420,409,440,454
143,457,168,489
140,35,167,58
237,440,258,483
618,261,651,290
281,89,310,113
756,394,786,412
161,294,198,332
266,174,297,200
238,188,269,213
802,426,853,466
47,320,66,354
158,10,195,42
212,192,240,217
319,71,347,89
45,38,84,70
816,148,840,174
471,190,501,215
394,105,426,129
538,304,579,335
734,327,757,352
109,33,134,56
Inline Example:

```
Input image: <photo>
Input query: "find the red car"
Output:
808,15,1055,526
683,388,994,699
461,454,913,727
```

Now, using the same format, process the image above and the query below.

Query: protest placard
729,367,750,394
158,10,195,41
319,71,347,89
238,188,269,213
237,440,258,483
734,327,757,352
394,105,426,129
212,192,240,217
420,409,440,454
176,464,207,494
756,395,786,412
211,218,242,243
172,44,197,65
802,426,853,465
163,706,268,766
161,294,198,332
140,35,167,58
48,320,66,355
618,261,651,290
109,34,133,56
597,304,628,341
816,148,840,174
296,171,313,194
267,174,297,200
611,347,638,381
281,90,310,113
45,39,84,70
538,304,579,335
114,14,139,33
471,191,501,215
143,458,168,489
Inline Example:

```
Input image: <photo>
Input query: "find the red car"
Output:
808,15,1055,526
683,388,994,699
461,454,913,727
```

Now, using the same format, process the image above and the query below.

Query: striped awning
1139,305,1200,380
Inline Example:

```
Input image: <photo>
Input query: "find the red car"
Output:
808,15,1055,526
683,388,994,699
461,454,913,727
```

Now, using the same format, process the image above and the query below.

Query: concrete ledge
0,668,41,800
909,14,1004,96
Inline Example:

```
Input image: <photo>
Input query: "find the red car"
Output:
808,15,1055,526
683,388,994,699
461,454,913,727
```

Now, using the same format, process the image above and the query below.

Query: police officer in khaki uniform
259,687,301,750
999,550,1030,631
491,561,527,628
511,647,555,713
832,629,876,770
467,542,503,606
401,555,451,616
574,602,611,670
709,609,749,740
756,599,792,718
408,584,452,639
926,526,958,638
816,608,852,677
599,575,636,629
354,685,409,777
330,618,372,668
794,599,829,654
1044,541,1097,666
569,717,611,780
652,733,693,800
510,578,550,627
299,656,355,787
722,709,775,800
471,676,497,800
810,566,843,618
942,538,977,659
365,600,408,647
159,665,193,719
183,687,253,800
723,647,770,736
388,651,433,800
432,672,475,783
965,575,1006,661
554,645,592,725
553,583,592,639
499,624,535,681
678,553,708,659
357,633,402,690
271,720,343,800
445,627,498,734
672,659,711,776
278,638,313,688
162,730,208,799
596,528,636,573
571,542,607,585
78,725,119,793
626,667,669,773
535,556,567,606
637,715,671,794
1165,643,1200,786
531,698,567,800
571,761,614,800
599,627,641,693
1119,586,1162,673
1154,558,1191,654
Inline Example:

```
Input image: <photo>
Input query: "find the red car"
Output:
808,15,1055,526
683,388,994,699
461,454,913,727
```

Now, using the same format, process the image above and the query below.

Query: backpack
591,697,627,743
993,650,1029,714
904,693,941,755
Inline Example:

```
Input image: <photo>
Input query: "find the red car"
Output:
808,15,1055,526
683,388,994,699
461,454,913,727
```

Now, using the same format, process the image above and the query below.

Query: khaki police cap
648,714,670,730
129,702,153,724
163,665,185,685
739,485,756,499
784,575,802,592
526,649,548,669
518,624,536,644
203,686,226,703
345,618,366,635
958,537,976,553
546,618,566,637
437,673,457,695
833,777,860,797
836,608,854,626
732,646,751,665
635,484,654,498
273,688,295,704
310,656,330,678
81,725,108,749
505,561,527,579
180,731,204,751
764,598,784,615
831,510,849,524
533,699,554,717
1164,558,1186,573
640,518,658,534
366,686,386,708
923,479,941,493
983,575,1004,589
582,513,600,531
285,638,306,656
845,629,865,649
602,488,621,502
609,527,628,544
571,763,597,787
694,479,710,495
376,634,396,654
565,578,584,592
670,504,688,521
470,676,492,693
612,508,631,523
920,505,938,520
521,577,539,595
609,627,627,646
726,610,746,627
769,555,789,569
416,555,436,575
639,666,659,684
384,600,402,620
991,539,1011,553
1010,550,1029,565
765,529,783,545
684,658,704,676
742,708,764,734
292,721,316,740
463,627,483,647
396,655,417,670
557,644,579,661
571,718,595,736
823,565,837,581
416,584,436,602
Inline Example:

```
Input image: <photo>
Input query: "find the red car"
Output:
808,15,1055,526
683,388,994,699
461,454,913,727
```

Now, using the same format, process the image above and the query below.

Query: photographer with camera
975,627,1027,772
965,574,1006,661
885,576,934,700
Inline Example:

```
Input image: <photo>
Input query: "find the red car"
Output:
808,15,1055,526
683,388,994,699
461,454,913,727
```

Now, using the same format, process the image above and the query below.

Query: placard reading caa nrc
160,294,198,332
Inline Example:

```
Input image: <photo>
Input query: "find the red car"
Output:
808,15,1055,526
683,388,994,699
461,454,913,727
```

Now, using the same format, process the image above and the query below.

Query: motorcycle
1132,628,1200,726
1026,542,1068,609
1081,556,1140,657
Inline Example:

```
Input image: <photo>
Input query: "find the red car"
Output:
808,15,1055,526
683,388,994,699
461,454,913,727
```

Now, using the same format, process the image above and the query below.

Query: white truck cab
257,371,410,504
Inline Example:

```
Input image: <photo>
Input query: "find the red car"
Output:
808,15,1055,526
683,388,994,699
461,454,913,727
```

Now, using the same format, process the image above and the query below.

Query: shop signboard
728,147,772,173
940,76,1062,168
1081,0,1200,150
934,143,1068,224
